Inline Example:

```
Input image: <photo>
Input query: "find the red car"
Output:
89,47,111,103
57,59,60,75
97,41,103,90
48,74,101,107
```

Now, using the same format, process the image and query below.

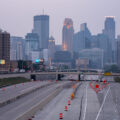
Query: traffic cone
68,100,71,105
71,96,73,100
64,106,68,111
96,84,99,88
59,113,63,119
103,80,106,84
71,93,74,100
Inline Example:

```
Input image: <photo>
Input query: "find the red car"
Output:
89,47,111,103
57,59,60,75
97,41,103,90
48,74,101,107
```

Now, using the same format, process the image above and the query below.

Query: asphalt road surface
0,75,119,120
0,81,70,120
0,81,52,104
33,76,120,120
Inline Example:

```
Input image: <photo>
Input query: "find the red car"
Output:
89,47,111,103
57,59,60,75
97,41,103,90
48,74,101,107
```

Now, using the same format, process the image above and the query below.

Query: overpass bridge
0,71,120,80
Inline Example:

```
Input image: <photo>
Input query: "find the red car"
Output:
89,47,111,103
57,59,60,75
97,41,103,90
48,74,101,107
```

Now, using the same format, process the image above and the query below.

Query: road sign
104,72,112,76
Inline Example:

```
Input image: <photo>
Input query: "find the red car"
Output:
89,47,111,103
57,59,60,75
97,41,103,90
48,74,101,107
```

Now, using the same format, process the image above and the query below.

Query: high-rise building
79,48,104,69
10,36,25,60
80,23,91,48
73,31,85,52
25,33,39,60
103,16,116,63
32,15,49,49
48,36,55,60
117,36,120,69
0,31,10,72
91,33,109,65
16,42,23,60
73,23,91,52
62,18,74,52
103,16,115,47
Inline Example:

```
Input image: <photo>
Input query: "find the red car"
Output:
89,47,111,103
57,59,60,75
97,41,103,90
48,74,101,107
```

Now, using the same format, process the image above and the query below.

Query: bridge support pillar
78,74,81,81
56,73,62,80
31,74,36,81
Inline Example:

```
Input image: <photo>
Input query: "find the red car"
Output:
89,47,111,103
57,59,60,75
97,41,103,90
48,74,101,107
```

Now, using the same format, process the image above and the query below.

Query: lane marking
83,83,88,120
95,86,110,120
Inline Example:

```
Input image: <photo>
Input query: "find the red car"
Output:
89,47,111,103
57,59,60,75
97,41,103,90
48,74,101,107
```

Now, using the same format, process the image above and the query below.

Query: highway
0,75,120,120
0,81,71,120
33,75,120,120
0,81,53,105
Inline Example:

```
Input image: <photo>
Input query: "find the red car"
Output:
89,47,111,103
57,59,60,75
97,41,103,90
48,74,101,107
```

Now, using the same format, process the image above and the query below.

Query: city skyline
0,0,120,44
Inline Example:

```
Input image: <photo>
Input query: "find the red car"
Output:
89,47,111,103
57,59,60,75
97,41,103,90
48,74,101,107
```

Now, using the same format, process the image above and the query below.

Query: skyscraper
32,15,49,49
16,42,23,60
62,18,74,52
10,36,25,60
48,36,55,60
103,16,116,63
103,16,115,47
25,33,39,60
0,31,10,72
73,31,85,52
117,36,120,69
73,23,91,52
80,23,91,48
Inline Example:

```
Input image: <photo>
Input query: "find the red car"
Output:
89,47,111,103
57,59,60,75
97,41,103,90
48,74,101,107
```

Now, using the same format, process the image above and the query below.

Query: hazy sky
0,0,120,44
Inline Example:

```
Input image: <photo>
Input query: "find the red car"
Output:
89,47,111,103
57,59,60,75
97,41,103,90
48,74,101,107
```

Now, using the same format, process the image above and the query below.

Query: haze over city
0,0,120,120
0,0,120,44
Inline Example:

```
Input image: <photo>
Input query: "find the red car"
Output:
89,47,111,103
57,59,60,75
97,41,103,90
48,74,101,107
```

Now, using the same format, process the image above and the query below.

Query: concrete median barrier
0,82,55,107
16,86,63,120
71,82,81,99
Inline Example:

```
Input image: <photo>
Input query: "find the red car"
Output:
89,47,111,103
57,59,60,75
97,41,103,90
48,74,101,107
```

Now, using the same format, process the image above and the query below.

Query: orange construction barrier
68,100,71,105
64,106,68,111
59,113,63,119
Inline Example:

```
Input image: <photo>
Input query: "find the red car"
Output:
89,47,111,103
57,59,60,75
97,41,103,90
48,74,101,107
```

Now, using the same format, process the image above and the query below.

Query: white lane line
95,86,110,120
83,83,88,120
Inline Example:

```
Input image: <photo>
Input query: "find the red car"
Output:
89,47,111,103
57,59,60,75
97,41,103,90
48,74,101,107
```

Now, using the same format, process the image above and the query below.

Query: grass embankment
114,77,120,83
0,77,31,88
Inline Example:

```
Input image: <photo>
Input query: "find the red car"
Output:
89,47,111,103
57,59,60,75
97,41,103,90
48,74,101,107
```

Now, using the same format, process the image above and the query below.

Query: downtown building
103,16,116,63
117,36,120,69
25,33,43,62
79,48,104,69
25,15,50,63
10,36,25,60
73,23,91,52
48,36,56,66
91,33,110,65
62,18,74,52
0,31,10,72
32,15,49,49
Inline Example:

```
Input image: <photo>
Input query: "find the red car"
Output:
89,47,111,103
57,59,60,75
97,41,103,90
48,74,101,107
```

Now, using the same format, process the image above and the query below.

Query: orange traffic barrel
68,100,71,105
96,84,99,88
59,113,63,119
103,80,106,84
64,106,68,111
